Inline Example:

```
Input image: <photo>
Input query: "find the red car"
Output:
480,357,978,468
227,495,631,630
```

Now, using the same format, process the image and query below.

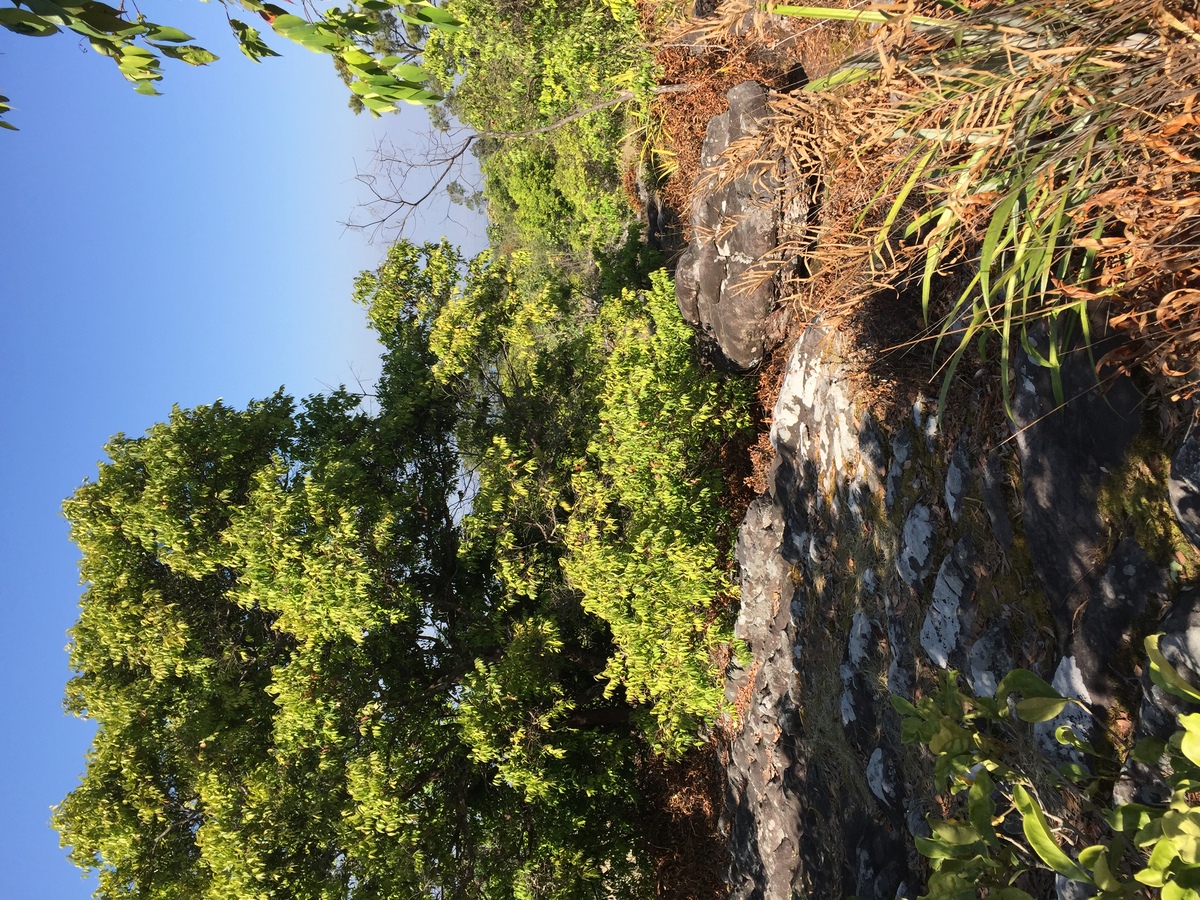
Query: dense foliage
56,240,748,898
424,0,651,253
895,639,1200,900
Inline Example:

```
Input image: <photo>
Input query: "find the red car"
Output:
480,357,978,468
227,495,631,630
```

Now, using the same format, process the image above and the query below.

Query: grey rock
845,811,910,900
1036,656,1095,764
1136,588,1200,742
1012,322,1142,646
862,567,879,595
848,608,871,666
920,539,976,669
841,609,873,726
944,446,971,524
676,81,784,370
866,747,901,810
1056,874,1097,900
980,451,1014,550
1072,538,1165,705
886,430,912,511
887,612,915,699
1170,412,1200,549
968,627,1012,699
859,414,889,490
905,799,931,840
897,503,936,587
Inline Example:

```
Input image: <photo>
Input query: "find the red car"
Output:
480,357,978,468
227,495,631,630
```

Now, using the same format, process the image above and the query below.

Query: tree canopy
56,239,748,898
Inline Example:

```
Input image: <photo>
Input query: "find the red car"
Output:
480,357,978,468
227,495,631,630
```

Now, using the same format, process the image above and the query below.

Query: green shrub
564,270,751,754
898,637,1200,900
425,0,648,253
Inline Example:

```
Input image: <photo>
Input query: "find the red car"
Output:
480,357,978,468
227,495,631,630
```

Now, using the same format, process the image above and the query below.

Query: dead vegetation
651,0,1200,413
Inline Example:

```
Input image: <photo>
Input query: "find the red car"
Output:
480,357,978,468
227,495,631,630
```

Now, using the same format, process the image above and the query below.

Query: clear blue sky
0,9,486,897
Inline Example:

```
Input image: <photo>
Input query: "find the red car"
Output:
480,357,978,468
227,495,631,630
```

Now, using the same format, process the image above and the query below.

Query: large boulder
676,80,784,370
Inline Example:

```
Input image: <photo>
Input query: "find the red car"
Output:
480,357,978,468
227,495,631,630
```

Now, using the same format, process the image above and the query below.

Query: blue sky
1,9,485,897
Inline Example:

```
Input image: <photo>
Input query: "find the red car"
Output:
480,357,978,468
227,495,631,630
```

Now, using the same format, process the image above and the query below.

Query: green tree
56,241,653,900
0,0,461,129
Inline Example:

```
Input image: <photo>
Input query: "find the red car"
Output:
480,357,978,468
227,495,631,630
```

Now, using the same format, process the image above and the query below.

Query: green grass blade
769,5,952,28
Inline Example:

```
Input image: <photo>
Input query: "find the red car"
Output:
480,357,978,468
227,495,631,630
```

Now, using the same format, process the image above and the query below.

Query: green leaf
1181,714,1200,766
0,8,59,36
1016,696,1069,723
146,25,193,43
891,695,919,717
388,63,427,83
1012,784,1092,883
269,13,308,32
997,669,1062,703
1055,725,1097,755
1137,837,1178,886
133,80,161,95
1147,634,1200,704
1163,879,1200,900
967,769,997,843
159,45,218,66
1081,844,1124,892
915,835,980,860
1132,737,1168,765
930,819,982,845
229,19,280,62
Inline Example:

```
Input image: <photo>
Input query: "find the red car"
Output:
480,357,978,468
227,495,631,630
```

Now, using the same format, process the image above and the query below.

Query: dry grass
637,0,813,231
673,0,1200,406
637,746,728,900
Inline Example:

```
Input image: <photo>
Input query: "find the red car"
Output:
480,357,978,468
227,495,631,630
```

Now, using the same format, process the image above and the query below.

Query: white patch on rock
968,637,1000,698
1036,655,1095,762
866,747,893,805
848,609,871,666
897,504,936,586
920,554,966,668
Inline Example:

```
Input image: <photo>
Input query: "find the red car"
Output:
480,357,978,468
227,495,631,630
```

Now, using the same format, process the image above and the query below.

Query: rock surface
675,81,788,370
721,318,1193,899
694,45,1196,900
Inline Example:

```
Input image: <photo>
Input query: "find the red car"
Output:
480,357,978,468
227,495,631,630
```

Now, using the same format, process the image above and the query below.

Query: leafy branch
0,0,461,129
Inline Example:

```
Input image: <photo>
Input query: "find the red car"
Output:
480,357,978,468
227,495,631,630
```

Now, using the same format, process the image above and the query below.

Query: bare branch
346,85,695,240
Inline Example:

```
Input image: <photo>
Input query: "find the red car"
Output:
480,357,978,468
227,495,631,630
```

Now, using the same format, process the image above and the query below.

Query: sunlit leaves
563,270,750,754
1,0,461,127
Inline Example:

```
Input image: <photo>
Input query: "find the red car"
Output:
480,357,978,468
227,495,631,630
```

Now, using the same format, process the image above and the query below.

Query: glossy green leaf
1012,784,1092,883
1147,635,1200,704
1015,696,1069,723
